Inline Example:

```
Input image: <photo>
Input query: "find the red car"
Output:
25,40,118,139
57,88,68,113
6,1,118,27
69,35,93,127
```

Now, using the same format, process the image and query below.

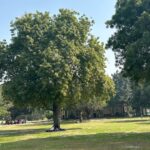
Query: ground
0,118,150,150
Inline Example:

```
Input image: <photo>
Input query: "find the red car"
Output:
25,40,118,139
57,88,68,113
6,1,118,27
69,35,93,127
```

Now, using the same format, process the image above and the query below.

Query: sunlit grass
0,117,150,150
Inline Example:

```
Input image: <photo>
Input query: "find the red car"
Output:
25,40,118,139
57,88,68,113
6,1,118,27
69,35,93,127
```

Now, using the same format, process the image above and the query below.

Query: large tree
0,9,111,131
106,0,150,82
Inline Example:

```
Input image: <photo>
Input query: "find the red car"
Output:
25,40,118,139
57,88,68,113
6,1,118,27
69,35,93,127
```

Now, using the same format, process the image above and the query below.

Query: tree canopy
106,0,150,82
0,9,114,130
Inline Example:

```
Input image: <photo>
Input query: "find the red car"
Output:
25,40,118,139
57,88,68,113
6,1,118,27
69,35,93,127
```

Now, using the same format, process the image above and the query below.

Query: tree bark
140,107,143,117
53,100,61,130
46,99,64,132
79,111,83,123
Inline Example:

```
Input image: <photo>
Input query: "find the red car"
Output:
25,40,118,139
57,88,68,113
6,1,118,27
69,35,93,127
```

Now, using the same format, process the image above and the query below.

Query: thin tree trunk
79,111,83,123
140,107,143,117
122,103,125,117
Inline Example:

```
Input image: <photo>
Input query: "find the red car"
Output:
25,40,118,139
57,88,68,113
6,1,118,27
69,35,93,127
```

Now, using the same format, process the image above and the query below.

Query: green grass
0,118,150,150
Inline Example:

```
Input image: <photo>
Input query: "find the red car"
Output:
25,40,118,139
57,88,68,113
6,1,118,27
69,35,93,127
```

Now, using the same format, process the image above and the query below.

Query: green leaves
0,9,114,118
107,0,150,82
0,86,11,119
109,72,132,107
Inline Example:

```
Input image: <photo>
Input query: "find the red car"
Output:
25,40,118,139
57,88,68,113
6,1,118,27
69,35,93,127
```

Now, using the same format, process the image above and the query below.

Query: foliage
105,72,133,117
0,9,111,129
131,83,150,115
66,74,115,120
109,72,132,106
0,86,11,119
106,0,150,82
45,110,53,120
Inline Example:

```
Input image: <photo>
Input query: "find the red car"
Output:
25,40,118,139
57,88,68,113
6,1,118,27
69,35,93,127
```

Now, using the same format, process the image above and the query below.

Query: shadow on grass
1,132,150,150
0,128,47,137
0,127,82,137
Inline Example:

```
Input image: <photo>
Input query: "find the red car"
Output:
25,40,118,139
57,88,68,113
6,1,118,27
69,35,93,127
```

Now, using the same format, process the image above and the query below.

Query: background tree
0,85,11,120
106,0,150,82
66,75,115,122
108,72,132,116
131,83,150,116
0,9,110,131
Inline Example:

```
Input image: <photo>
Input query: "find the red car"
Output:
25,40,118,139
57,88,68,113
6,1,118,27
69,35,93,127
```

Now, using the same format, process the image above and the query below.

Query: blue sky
0,0,117,76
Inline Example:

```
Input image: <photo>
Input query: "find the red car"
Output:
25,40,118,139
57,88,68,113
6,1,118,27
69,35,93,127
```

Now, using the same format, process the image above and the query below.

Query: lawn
0,118,150,150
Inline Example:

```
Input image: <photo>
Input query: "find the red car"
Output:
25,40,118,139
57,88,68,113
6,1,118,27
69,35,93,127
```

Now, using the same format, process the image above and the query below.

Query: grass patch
0,118,150,150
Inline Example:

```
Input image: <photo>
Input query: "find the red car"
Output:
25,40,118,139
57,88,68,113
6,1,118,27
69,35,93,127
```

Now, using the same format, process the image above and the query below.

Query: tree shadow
1,132,150,150
0,128,47,137
0,127,82,138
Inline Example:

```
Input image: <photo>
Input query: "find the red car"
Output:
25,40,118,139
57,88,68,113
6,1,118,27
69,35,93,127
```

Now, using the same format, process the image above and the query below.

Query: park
0,118,150,150
0,0,150,149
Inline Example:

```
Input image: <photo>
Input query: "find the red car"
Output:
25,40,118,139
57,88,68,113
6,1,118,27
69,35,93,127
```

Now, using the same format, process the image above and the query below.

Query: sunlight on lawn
0,118,150,150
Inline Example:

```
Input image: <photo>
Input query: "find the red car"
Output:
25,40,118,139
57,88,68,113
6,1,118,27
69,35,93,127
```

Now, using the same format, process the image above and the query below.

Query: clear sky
0,0,117,76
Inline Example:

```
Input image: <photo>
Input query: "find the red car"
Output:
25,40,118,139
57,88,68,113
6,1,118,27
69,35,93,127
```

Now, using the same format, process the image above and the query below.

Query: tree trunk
79,111,83,123
53,100,61,130
122,103,125,117
46,100,64,132
140,107,143,117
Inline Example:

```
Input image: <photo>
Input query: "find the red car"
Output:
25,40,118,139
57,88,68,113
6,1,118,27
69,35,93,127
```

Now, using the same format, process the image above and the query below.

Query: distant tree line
1,71,149,123
106,72,150,117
